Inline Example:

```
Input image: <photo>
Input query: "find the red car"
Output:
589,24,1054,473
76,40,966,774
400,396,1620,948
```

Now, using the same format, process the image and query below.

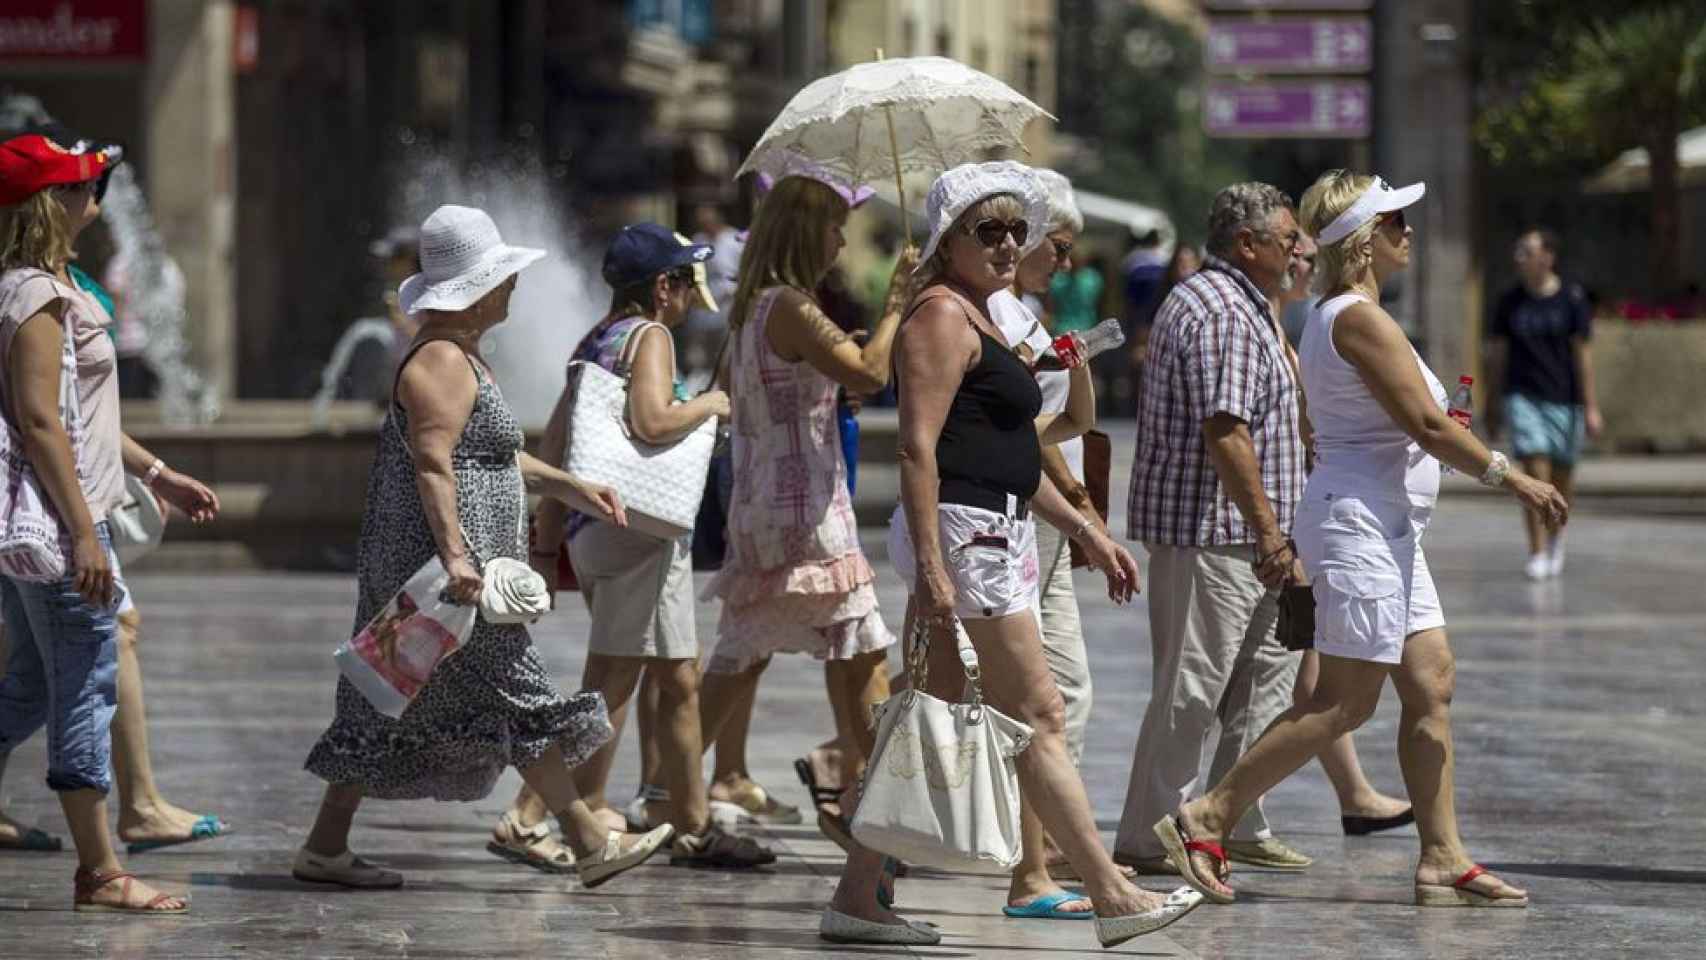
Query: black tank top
908,289,1043,512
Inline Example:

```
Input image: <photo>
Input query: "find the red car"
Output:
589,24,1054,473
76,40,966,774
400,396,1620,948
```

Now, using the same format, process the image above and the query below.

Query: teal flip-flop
126,814,228,854
0,826,63,852
1002,890,1095,920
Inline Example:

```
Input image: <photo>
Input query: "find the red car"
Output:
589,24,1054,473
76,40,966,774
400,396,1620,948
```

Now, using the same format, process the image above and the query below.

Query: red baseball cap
0,134,120,207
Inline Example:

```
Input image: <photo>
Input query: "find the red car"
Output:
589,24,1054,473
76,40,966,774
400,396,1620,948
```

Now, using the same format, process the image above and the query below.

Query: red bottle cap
1458,375,1474,385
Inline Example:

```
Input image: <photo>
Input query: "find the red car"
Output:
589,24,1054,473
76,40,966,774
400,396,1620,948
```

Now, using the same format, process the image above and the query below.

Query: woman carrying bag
500,223,770,870
298,205,673,890
0,133,221,914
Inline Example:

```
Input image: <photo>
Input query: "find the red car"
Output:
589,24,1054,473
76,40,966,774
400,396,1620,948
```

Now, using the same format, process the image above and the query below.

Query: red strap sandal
74,867,188,914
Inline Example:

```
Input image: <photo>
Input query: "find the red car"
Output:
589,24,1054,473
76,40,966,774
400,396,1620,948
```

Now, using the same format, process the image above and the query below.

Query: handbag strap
615,319,674,381
906,615,986,712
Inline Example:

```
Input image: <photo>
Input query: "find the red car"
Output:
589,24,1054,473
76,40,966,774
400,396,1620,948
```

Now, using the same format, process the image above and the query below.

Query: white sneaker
1524,553,1550,581
1546,537,1566,577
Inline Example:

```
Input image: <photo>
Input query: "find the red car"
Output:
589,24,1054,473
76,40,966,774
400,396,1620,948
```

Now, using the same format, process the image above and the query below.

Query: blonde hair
728,177,848,330
926,193,1026,278
1299,169,1377,293
0,190,74,273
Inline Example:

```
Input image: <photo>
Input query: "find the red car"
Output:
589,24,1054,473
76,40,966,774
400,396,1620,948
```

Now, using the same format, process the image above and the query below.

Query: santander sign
0,1,147,61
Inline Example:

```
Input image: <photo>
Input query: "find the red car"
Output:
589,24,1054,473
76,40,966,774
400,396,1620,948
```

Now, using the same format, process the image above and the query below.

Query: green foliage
1476,2,1706,173
1061,3,1250,245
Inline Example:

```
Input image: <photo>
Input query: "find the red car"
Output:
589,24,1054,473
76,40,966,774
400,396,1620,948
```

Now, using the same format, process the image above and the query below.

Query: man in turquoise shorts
1489,228,1603,580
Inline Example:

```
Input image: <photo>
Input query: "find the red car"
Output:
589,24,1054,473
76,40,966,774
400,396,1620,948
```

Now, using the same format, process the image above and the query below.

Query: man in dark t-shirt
1488,228,1602,580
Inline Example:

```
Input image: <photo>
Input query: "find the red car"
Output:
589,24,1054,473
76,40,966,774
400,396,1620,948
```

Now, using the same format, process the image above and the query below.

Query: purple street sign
1204,80,1371,138
1207,18,1372,74
1206,0,1371,9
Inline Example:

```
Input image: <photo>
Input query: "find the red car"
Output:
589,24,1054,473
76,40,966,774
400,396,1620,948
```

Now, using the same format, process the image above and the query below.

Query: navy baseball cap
602,222,712,289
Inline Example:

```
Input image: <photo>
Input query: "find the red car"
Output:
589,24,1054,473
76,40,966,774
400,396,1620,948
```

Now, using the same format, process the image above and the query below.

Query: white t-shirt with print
986,288,1083,483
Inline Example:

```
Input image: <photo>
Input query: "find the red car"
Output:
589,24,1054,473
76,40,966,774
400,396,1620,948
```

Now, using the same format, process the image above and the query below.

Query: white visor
1316,177,1425,246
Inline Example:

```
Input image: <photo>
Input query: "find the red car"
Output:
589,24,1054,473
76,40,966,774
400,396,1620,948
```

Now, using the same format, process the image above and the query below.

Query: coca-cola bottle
1032,317,1126,371
1443,376,1473,475
1447,375,1474,429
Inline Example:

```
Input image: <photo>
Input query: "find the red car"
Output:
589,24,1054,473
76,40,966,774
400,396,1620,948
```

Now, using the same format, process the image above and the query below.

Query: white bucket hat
397,205,546,314
1316,176,1425,245
917,160,1049,270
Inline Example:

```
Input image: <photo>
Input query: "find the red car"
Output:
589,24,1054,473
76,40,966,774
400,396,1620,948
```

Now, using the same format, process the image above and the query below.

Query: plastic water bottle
1034,317,1126,370
1443,376,1473,475
1447,376,1474,429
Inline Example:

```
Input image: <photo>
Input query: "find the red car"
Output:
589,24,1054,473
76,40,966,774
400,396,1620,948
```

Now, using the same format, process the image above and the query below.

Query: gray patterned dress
305,347,611,800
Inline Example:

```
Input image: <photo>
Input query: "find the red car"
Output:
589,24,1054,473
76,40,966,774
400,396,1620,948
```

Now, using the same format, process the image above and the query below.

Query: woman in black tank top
826,165,1197,949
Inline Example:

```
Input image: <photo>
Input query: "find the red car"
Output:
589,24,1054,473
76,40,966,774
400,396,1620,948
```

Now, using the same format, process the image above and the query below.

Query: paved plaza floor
2,495,1704,959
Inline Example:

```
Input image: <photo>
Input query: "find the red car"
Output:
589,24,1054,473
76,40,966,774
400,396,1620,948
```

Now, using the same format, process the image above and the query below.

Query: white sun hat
917,160,1049,269
397,205,546,314
1032,169,1084,235
1316,176,1425,246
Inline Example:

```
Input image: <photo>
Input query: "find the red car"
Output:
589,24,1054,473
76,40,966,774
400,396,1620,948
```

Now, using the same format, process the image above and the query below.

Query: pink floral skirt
701,550,895,674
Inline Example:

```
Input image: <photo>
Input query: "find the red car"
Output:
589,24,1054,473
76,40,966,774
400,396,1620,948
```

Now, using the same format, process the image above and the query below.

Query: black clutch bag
1276,583,1316,652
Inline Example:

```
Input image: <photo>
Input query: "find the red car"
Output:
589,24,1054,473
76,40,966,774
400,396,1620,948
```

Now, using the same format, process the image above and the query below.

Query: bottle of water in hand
1033,317,1125,371
1443,375,1473,474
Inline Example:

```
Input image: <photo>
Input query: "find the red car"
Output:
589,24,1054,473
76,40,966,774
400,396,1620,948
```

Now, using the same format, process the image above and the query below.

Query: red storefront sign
0,1,147,62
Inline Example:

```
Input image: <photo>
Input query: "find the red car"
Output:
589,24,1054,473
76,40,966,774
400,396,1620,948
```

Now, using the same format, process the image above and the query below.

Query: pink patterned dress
702,287,894,673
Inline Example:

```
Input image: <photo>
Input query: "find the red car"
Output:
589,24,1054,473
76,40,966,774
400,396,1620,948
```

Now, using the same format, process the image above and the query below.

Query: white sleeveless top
1299,293,1446,507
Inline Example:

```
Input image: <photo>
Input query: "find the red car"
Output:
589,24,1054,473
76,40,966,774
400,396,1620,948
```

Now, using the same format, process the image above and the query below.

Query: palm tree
1479,3,1706,296
1553,7,1706,295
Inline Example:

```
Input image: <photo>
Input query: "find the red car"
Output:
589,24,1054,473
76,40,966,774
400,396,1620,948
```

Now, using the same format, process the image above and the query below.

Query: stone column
1374,0,1477,383
145,0,236,411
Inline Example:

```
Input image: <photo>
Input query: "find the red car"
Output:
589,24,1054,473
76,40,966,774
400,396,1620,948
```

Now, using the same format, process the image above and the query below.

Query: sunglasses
1050,238,1073,260
1377,209,1407,233
970,218,1029,249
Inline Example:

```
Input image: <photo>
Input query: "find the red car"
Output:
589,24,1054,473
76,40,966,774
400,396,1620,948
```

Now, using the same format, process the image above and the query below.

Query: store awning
1584,125,1706,194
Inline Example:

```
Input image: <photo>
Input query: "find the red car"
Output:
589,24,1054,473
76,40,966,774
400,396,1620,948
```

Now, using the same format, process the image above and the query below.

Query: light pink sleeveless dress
702,287,894,673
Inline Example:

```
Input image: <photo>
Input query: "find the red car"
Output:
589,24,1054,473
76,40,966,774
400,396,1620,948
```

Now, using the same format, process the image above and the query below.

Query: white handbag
562,320,715,540
479,556,549,625
0,271,87,582
850,617,1033,872
110,474,166,566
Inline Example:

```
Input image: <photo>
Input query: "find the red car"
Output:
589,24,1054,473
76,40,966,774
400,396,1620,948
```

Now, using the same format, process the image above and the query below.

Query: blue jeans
0,523,122,794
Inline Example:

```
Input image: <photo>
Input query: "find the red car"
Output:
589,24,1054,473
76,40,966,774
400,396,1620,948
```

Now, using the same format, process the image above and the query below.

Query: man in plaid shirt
1112,183,1313,872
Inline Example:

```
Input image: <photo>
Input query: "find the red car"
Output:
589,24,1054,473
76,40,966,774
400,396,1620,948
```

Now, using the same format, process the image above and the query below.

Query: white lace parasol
736,55,1053,192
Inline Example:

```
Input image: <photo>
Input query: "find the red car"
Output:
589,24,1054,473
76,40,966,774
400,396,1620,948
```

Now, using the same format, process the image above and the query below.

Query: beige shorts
568,522,697,660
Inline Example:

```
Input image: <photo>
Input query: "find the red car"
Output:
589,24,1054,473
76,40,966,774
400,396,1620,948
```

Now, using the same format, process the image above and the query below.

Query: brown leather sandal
73,866,188,915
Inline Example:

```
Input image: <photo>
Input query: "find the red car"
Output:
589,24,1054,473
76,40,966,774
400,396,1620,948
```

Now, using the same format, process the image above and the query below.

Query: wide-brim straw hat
398,204,545,315
916,160,1049,269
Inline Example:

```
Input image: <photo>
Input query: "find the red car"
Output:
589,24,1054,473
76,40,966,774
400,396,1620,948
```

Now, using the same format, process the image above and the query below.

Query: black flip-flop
1342,807,1415,836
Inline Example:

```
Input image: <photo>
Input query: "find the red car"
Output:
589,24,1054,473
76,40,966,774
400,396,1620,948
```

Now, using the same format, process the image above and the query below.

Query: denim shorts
0,523,122,793
1506,393,1585,467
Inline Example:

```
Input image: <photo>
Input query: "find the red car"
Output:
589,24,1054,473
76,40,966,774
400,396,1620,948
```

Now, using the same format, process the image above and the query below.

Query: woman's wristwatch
1478,451,1511,488
141,458,166,487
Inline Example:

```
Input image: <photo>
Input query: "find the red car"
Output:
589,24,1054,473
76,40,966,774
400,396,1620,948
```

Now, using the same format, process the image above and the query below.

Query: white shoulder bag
850,616,1033,872
562,321,715,540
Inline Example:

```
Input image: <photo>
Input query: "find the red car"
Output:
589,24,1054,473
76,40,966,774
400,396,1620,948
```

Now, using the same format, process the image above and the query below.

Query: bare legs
1293,649,1410,819
1520,457,1554,556
108,609,222,845
1177,632,1523,901
831,607,1165,923
699,658,768,796
308,742,655,866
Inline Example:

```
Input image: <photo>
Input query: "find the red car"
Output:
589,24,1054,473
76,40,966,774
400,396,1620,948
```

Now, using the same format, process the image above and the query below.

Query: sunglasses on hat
970,218,1029,249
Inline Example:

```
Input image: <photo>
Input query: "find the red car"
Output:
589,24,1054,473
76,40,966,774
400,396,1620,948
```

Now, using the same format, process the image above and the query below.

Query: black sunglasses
1051,238,1073,259
971,218,1029,249
1377,209,1407,233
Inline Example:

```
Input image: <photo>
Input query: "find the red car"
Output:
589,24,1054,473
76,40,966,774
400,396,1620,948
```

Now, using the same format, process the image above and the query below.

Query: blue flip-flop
126,814,228,854
1003,890,1095,920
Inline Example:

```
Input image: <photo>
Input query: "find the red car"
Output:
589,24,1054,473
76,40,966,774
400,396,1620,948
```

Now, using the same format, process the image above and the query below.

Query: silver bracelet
1478,451,1510,488
141,458,166,486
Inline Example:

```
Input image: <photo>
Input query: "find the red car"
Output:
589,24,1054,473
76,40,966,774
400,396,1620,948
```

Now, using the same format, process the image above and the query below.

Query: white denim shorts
888,501,1040,620
1294,493,1445,665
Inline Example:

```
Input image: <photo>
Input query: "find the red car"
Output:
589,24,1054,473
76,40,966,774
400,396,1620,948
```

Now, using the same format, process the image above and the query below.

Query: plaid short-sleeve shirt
1126,256,1304,547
